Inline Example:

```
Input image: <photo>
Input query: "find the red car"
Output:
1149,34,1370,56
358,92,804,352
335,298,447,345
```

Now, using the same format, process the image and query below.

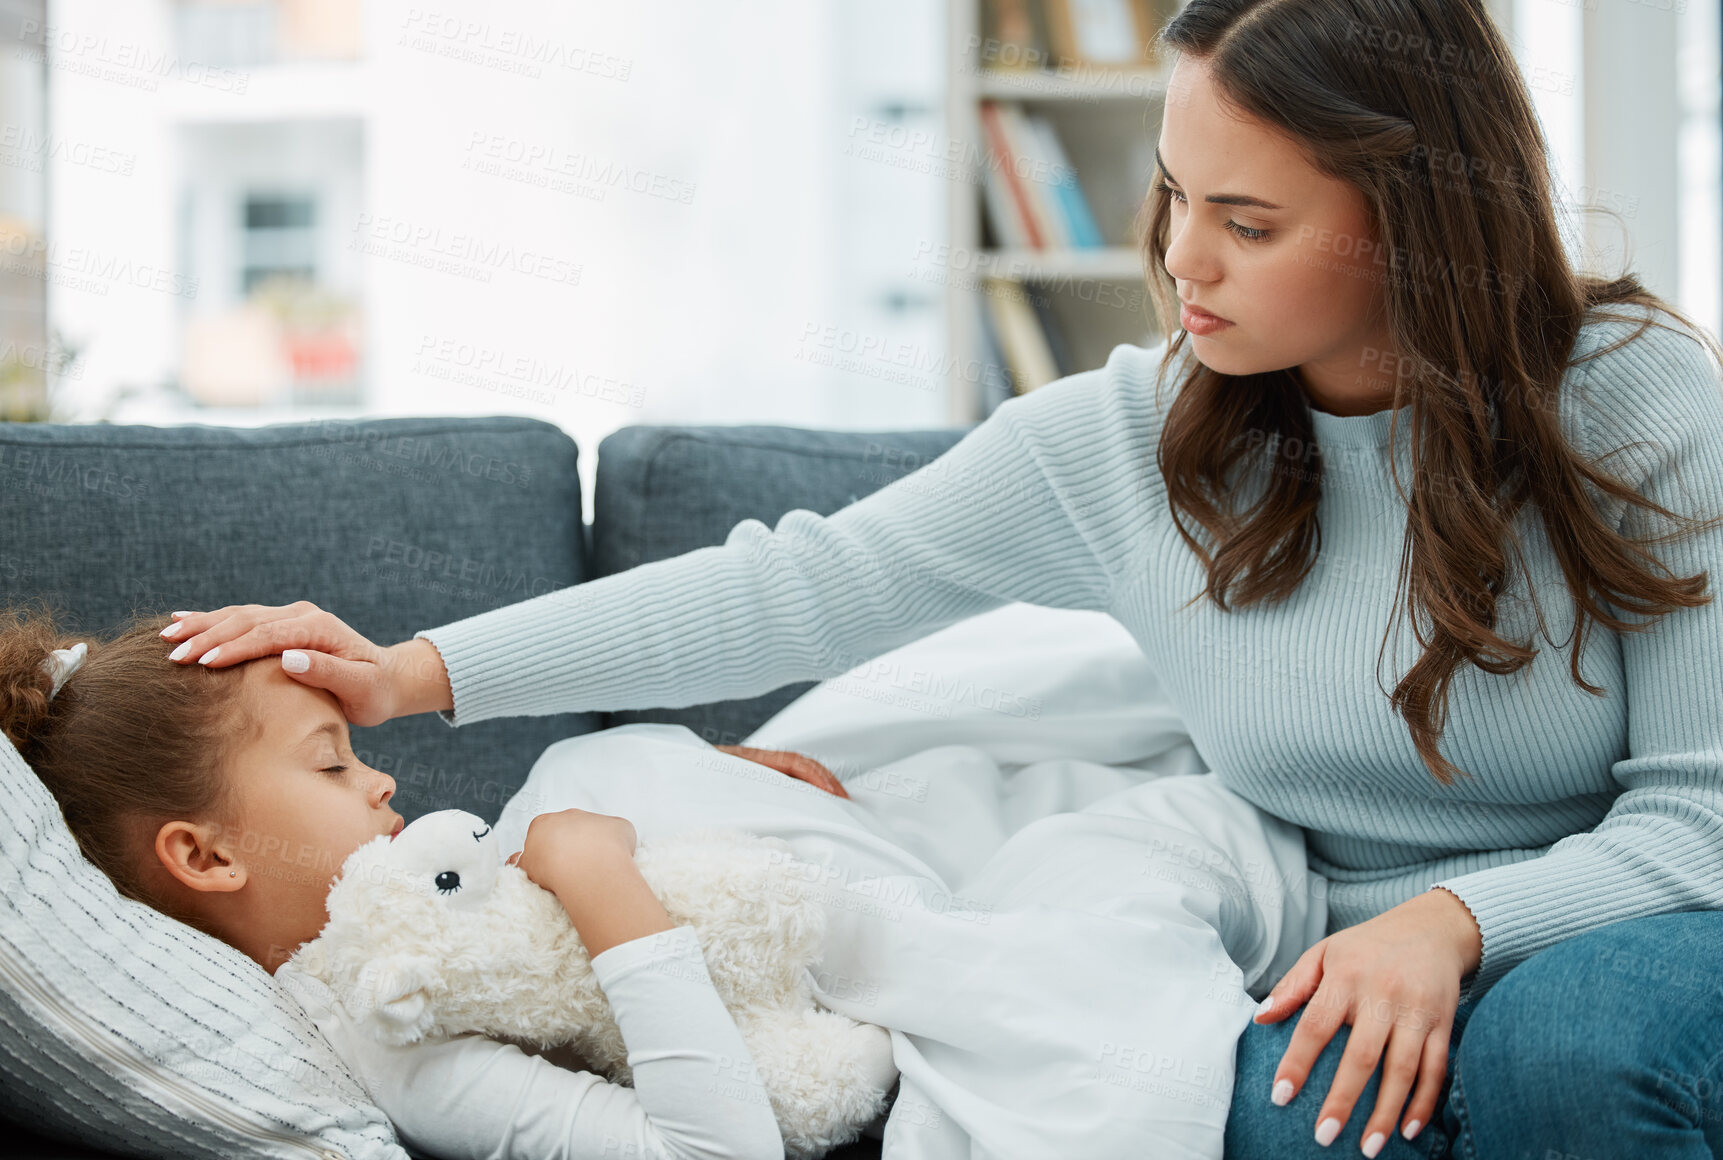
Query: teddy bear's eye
434,871,462,894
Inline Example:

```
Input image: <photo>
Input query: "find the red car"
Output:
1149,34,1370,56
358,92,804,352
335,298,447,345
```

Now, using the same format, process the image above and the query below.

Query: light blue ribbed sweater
419,305,1723,1004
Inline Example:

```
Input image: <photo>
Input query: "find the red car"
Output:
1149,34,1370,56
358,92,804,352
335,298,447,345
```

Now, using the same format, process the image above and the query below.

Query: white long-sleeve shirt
277,924,787,1160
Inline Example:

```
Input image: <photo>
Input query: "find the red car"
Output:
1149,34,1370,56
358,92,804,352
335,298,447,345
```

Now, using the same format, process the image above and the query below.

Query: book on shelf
982,278,1074,395
979,0,1163,71
1025,282,1077,378
972,292,1017,415
978,101,1105,251
1023,114,1105,248
978,101,1041,248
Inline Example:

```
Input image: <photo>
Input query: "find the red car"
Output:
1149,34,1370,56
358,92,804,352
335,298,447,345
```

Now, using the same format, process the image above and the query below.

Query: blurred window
240,193,317,294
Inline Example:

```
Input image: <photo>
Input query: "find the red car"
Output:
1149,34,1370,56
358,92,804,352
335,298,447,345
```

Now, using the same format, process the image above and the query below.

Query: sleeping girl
2,600,1325,1159
0,604,873,1160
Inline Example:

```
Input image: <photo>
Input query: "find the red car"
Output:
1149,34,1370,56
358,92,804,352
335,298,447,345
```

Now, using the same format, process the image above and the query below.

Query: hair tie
41,642,88,700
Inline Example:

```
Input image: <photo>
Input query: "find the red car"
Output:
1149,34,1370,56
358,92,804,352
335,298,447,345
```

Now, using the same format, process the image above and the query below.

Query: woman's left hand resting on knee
162,601,852,798
1252,885,1482,1155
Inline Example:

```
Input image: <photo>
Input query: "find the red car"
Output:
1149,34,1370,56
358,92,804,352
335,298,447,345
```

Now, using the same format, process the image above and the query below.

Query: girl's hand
160,602,451,726
506,808,639,889
506,809,672,959
1253,887,1482,1155
714,743,850,799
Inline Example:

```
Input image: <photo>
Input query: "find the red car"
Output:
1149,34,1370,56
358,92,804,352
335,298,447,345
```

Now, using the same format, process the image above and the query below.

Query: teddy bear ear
360,953,442,1044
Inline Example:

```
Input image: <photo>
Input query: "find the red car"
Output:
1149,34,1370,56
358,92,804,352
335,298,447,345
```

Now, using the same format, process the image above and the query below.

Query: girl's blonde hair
0,602,252,934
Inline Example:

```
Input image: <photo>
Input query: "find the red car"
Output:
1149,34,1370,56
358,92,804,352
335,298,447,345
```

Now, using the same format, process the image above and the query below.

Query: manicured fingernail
1272,1078,1294,1106
282,650,309,673
197,648,220,665
1315,1117,1341,1147
1257,995,1275,1017
1402,1120,1422,1140
169,641,191,661
160,623,183,638
1363,1131,1386,1158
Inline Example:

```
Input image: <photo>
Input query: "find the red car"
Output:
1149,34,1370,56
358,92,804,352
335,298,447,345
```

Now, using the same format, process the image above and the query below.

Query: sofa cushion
0,416,598,824
590,423,971,745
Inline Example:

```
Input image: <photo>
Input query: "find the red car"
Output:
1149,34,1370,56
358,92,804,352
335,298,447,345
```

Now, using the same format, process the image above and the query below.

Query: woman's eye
321,764,348,778
1155,179,1270,242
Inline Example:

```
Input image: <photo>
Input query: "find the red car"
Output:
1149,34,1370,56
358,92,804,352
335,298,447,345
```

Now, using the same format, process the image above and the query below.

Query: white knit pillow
0,732,408,1160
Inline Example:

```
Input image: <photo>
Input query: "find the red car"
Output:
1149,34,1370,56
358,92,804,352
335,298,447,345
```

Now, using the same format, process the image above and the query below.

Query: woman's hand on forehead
160,601,408,727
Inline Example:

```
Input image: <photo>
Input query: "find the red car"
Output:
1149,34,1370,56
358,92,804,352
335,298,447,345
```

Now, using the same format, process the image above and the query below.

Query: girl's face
1158,53,1401,416
153,661,403,972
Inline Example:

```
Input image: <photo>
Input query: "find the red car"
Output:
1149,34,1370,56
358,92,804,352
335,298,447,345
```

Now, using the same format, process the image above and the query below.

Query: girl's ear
153,819,241,892
357,953,442,1044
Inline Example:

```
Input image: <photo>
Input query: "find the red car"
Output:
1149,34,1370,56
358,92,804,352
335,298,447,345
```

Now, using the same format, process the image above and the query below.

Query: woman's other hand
714,743,850,799
1251,886,1483,1156
160,602,452,726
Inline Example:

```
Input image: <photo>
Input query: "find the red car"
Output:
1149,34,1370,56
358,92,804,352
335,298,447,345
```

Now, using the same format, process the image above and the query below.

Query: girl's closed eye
321,763,349,778
1154,179,1272,241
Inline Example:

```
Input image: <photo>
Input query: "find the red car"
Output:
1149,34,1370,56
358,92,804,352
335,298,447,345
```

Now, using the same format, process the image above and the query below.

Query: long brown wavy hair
1139,0,1723,785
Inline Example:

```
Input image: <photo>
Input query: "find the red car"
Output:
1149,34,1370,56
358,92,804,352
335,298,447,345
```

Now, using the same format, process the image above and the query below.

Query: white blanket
492,603,1328,1160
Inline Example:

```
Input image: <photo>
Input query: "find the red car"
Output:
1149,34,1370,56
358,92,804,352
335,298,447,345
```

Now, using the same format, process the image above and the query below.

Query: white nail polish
169,641,191,661
197,648,220,665
282,650,309,674
1272,1078,1294,1106
1402,1119,1422,1140
159,623,181,639
1315,1117,1341,1147
1363,1131,1386,1158
1257,995,1275,1016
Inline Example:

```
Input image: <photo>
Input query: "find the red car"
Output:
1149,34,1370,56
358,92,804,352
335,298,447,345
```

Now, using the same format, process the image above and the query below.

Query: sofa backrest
0,416,595,824
0,414,974,823
591,423,971,746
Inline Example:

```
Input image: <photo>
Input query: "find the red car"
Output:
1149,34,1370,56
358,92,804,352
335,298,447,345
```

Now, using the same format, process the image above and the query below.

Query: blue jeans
1225,910,1723,1158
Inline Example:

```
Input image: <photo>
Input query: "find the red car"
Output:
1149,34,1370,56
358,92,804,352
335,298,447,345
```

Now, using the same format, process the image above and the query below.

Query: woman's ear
153,819,244,892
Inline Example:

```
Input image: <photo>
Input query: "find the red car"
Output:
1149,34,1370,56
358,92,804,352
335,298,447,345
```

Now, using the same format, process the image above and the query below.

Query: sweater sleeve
415,342,1181,727
1430,312,1723,1004
277,925,785,1160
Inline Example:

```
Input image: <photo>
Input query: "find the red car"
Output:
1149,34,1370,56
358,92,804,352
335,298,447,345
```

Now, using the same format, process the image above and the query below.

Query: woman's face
153,660,403,972
1158,53,1400,415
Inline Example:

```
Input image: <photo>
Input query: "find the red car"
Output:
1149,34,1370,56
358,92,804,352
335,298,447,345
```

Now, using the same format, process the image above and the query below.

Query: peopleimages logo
0,233,198,298
306,420,536,490
0,446,148,500
350,213,584,286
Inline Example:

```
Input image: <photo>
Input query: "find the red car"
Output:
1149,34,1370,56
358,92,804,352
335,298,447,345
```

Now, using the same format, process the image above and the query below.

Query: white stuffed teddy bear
289,809,897,1159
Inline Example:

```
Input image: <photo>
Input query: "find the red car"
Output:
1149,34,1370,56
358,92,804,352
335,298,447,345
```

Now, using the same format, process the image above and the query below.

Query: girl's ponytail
0,602,83,762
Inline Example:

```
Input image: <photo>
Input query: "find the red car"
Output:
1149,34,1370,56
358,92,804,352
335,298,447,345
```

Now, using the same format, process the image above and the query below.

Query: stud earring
229,870,236,878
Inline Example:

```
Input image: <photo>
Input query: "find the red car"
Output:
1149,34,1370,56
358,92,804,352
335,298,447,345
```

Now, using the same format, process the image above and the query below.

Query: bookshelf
944,0,1181,421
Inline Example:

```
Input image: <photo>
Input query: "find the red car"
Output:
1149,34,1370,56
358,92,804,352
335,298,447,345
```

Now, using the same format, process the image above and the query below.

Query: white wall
45,0,950,517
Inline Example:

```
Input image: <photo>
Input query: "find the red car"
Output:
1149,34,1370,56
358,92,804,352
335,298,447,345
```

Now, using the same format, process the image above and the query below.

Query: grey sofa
0,412,972,1160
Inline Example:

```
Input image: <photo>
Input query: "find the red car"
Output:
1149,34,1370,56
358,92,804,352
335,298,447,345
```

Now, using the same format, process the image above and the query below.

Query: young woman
162,0,1723,1156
